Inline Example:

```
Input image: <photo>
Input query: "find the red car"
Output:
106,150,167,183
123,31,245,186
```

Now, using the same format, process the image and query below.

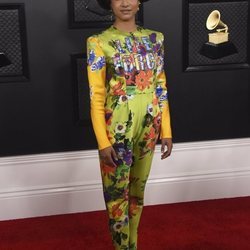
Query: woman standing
87,0,172,249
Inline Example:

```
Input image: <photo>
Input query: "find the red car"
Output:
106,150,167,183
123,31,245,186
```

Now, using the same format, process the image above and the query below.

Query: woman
86,0,172,249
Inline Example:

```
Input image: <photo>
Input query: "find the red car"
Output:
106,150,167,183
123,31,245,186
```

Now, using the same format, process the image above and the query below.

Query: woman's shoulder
138,26,164,39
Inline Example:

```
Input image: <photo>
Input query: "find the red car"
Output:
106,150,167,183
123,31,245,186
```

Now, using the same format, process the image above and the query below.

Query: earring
110,9,114,21
138,1,141,11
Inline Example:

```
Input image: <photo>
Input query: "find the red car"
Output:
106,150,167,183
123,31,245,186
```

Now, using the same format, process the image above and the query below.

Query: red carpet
0,197,250,250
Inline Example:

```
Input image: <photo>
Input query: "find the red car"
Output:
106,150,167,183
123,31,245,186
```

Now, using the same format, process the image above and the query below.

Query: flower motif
118,95,128,104
144,127,156,141
111,203,123,219
156,56,164,74
135,71,151,91
115,122,126,134
153,96,158,105
153,43,160,53
90,56,105,71
143,113,153,127
113,221,123,232
156,85,163,97
101,162,116,177
129,196,140,218
159,90,168,102
147,104,153,116
127,95,135,101
87,49,95,65
105,109,113,125
149,33,157,44
153,113,161,128
125,69,136,86
113,142,133,166
146,140,156,151
112,81,126,96
123,149,133,166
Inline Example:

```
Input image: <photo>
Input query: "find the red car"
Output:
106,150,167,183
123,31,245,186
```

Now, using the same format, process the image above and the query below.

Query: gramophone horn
206,10,228,33
206,10,220,30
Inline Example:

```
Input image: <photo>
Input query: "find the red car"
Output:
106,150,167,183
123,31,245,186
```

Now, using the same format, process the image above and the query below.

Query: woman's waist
107,85,155,96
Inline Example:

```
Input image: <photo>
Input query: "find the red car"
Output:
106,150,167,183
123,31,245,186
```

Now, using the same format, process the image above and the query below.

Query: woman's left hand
161,138,173,160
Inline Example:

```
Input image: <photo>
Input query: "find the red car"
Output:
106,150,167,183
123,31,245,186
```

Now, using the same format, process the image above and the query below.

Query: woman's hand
99,146,118,167
161,138,173,160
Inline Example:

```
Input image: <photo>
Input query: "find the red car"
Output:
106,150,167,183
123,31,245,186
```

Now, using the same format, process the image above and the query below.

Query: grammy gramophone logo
200,10,237,59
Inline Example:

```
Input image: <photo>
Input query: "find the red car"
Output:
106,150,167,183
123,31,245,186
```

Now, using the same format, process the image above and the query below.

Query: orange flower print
147,140,156,151
153,96,159,105
146,70,153,79
101,162,116,176
135,70,153,91
144,127,156,141
129,196,140,218
153,113,161,130
112,203,123,219
113,81,126,95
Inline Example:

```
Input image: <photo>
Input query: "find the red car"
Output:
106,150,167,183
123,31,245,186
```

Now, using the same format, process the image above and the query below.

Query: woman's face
111,0,140,22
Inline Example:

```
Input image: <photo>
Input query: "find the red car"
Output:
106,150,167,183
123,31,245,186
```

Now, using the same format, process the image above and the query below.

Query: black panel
71,53,91,126
183,0,250,72
0,3,29,82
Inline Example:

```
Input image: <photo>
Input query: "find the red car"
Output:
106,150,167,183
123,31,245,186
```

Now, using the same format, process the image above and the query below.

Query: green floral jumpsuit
87,25,172,250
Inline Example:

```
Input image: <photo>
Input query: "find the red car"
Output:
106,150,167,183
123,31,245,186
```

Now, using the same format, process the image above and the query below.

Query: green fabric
101,93,160,249
87,25,170,249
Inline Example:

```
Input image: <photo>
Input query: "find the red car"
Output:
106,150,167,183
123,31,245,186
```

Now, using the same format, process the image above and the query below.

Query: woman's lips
120,9,132,14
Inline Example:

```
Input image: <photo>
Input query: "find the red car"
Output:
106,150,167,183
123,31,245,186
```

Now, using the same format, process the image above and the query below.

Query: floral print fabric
86,25,172,250
87,25,171,150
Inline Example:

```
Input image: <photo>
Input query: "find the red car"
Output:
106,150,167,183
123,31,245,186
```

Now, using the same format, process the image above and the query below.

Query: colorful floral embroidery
90,55,105,71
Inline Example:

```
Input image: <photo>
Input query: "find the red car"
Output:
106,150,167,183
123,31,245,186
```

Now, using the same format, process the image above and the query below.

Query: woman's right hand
99,146,118,168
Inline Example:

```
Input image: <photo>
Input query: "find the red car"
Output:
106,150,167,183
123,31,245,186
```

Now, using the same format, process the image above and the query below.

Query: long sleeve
155,33,172,139
87,36,112,150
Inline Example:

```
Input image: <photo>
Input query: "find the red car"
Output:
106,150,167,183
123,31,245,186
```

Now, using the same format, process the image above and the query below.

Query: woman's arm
155,33,172,140
155,33,173,159
86,36,112,150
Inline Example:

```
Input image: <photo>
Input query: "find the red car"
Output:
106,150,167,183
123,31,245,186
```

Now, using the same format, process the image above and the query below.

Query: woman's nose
121,0,130,7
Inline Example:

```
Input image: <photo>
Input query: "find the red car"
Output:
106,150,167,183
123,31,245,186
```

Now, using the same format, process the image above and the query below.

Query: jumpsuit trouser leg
99,93,161,250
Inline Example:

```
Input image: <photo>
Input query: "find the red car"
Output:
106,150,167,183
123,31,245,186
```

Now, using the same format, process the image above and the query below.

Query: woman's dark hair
96,0,150,11
97,0,111,10
96,0,111,10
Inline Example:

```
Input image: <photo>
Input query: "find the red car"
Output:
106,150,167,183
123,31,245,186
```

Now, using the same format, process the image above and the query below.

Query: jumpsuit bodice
87,25,172,150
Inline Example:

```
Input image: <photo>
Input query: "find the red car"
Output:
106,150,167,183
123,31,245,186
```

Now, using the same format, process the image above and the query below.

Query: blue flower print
155,85,163,97
160,90,168,102
87,49,95,66
91,56,106,71
113,142,133,166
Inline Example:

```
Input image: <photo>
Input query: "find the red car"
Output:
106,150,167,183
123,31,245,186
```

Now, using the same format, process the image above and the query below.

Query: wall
0,0,249,157
1,138,250,221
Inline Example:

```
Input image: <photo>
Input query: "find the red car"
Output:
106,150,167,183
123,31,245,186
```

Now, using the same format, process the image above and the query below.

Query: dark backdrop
0,0,249,157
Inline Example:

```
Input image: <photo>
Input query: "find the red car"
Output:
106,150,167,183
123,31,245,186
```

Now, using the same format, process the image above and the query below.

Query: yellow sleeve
87,36,112,150
155,33,172,139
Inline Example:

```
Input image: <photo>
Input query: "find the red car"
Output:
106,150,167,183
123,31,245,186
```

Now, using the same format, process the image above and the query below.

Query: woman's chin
116,15,134,22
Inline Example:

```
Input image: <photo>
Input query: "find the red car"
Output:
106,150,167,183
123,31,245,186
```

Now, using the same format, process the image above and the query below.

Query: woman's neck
112,19,137,33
